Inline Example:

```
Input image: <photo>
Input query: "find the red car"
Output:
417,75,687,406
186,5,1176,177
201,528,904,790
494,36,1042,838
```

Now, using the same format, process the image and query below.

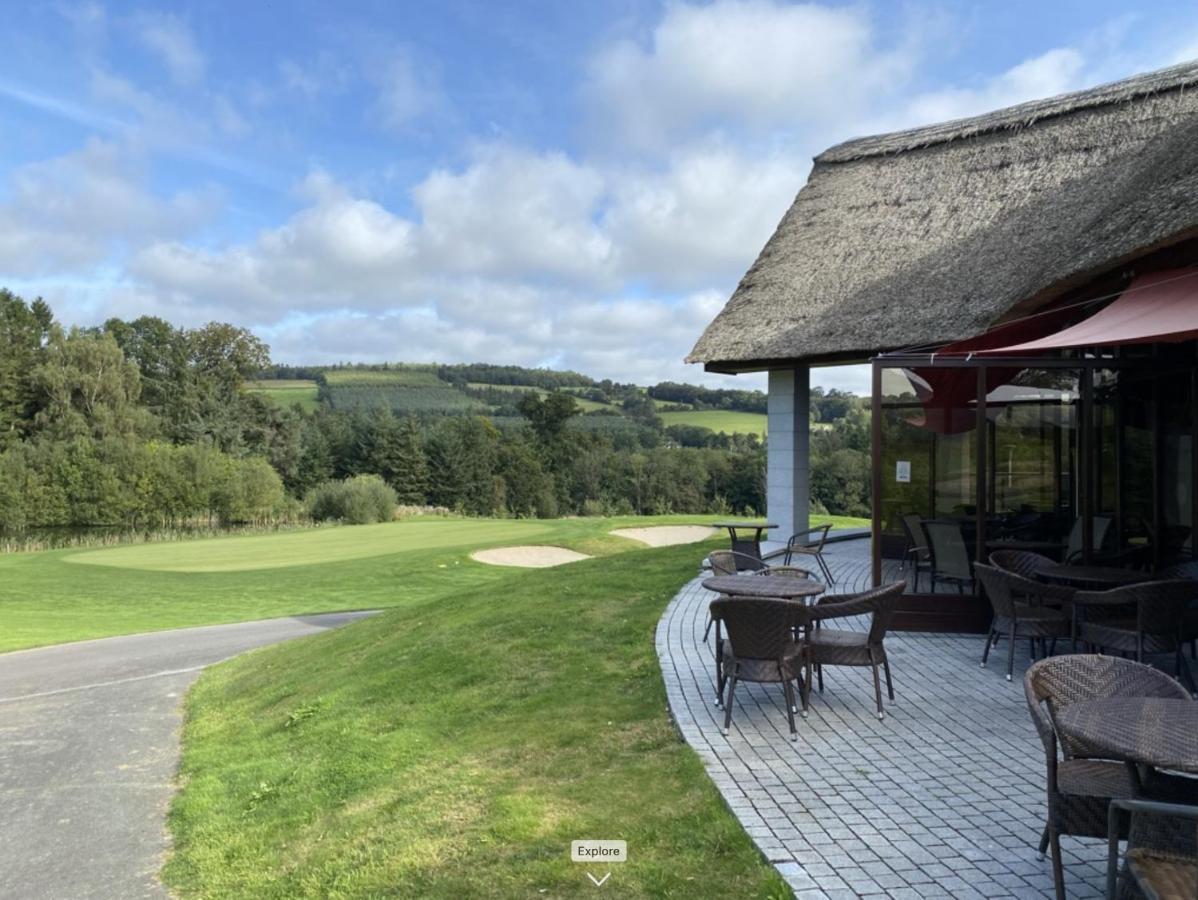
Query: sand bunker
610,525,717,547
470,545,591,568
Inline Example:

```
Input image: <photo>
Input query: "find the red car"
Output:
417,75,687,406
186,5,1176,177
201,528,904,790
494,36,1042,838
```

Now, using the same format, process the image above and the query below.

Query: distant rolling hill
249,365,768,436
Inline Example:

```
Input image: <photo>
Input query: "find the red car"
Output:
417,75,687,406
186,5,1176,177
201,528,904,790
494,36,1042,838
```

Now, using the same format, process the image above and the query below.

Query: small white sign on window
895,460,911,483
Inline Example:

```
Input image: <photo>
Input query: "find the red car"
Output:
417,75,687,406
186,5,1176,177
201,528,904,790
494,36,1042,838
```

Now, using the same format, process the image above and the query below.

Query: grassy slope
165,542,789,899
0,516,697,652
659,410,767,437
247,380,320,411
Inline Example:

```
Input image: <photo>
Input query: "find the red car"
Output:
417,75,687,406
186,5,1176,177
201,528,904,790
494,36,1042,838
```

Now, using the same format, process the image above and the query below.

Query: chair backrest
974,563,1018,619
759,565,815,580
709,598,810,661
1157,559,1198,581
787,523,831,552
1024,655,1191,760
977,562,1073,619
989,549,1055,580
812,581,905,645
1122,580,1198,638
708,550,761,576
925,521,971,580
1065,515,1113,561
901,513,929,555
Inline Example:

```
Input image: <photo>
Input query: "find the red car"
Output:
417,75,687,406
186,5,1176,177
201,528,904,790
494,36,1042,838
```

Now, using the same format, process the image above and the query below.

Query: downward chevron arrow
586,872,611,887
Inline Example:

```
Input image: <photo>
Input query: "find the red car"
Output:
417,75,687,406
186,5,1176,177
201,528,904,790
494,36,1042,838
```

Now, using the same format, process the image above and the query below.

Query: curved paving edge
655,574,1109,900
0,611,377,900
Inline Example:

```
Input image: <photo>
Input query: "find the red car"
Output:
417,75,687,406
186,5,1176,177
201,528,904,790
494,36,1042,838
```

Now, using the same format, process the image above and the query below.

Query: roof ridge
818,57,1198,163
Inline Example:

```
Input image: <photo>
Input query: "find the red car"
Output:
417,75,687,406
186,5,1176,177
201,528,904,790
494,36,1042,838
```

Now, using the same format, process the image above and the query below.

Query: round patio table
1052,697,1198,773
1037,564,1149,590
701,574,824,603
711,521,778,564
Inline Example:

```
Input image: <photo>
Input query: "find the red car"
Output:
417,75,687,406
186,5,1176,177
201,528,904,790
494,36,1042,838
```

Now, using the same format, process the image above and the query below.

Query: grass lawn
164,542,790,898
0,515,716,652
659,409,767,437
247,379,321,411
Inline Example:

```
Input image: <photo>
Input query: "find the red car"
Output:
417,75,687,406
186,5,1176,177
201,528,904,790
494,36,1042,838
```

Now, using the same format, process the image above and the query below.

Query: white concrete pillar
767,367,810,541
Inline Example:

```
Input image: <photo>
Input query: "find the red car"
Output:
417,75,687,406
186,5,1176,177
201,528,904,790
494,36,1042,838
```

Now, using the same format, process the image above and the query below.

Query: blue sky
2,1,1197,394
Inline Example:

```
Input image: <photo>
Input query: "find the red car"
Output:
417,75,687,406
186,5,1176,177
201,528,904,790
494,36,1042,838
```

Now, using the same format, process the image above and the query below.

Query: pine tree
392,417,429,504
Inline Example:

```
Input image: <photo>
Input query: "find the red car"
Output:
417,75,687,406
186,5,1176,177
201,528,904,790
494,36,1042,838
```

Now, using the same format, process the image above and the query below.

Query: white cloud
0,138,220,276
412,145,613,284
586,0,912,151
604,143,803,290
133,13,205,86
1170,35,1198,65
367,50,443,132
895,48,1087,129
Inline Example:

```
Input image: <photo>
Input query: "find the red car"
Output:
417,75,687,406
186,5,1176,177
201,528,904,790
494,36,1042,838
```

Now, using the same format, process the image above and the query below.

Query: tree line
0,288,872,532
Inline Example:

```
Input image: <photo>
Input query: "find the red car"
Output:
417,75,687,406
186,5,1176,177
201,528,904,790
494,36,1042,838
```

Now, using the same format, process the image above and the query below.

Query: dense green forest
0,288,871,534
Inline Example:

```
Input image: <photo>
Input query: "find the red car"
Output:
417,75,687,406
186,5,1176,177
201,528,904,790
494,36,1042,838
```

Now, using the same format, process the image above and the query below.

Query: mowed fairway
66,518,556,572
165,541,786,898
0,515,702,652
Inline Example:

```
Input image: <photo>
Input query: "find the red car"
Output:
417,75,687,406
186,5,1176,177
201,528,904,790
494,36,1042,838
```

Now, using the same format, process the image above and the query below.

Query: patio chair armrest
1107,798,1198,897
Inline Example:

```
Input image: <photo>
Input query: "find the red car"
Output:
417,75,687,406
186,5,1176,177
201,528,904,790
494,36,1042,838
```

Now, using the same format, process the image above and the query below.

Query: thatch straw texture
688,60,1198,371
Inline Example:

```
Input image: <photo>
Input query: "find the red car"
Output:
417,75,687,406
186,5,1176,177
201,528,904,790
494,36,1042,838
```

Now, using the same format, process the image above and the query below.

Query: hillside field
246,379,320,411
249,367,769,434
660,409,768,437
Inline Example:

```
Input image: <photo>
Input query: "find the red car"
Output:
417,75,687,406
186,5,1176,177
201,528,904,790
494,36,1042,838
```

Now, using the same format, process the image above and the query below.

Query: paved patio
656,539,1108,899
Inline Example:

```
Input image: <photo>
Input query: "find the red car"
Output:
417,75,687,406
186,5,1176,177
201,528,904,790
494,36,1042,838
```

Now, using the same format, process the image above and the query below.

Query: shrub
306,474,397,524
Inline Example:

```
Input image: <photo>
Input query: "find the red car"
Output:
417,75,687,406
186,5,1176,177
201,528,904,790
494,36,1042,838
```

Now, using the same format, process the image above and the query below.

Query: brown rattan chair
709,550,768,576
710,597,812,740
1156,560,1198,660
805,581,905,719
990,549,1056,580
703,550,771,641
783,524,835,584
1107,799,1198,900
1073,580,1197,689
900,513,932,592
975,563,1072,682
1024,655,1195,900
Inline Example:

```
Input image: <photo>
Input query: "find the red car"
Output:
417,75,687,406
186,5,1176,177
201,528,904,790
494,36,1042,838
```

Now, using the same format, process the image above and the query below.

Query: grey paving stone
655,560,1115,899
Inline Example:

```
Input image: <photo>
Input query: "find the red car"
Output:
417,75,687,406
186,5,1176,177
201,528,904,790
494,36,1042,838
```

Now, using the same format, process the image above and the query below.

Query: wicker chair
710,597,812,740
900,513,932,592
974,563,1072,682
703,550,770,641
1024,655,1195,900
925,521,974,593
805,582,905,719
783,524,835,584
709,550,768,576
1156,560,1198,660
1107,799,1198,900
1073,580,1197,689
990,549,1057,580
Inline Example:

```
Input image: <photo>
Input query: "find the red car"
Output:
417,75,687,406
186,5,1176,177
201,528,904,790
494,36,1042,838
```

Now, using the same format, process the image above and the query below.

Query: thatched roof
688,60,1198,372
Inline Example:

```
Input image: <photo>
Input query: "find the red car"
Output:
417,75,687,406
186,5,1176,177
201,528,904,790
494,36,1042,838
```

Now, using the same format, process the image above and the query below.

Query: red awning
974,268,1198,355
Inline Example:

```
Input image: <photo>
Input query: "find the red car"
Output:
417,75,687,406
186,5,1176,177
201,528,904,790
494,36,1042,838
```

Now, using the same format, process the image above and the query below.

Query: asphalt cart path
0,611,376,899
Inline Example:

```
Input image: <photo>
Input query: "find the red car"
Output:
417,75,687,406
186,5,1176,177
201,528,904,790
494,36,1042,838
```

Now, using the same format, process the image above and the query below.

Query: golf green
65,518,557,573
